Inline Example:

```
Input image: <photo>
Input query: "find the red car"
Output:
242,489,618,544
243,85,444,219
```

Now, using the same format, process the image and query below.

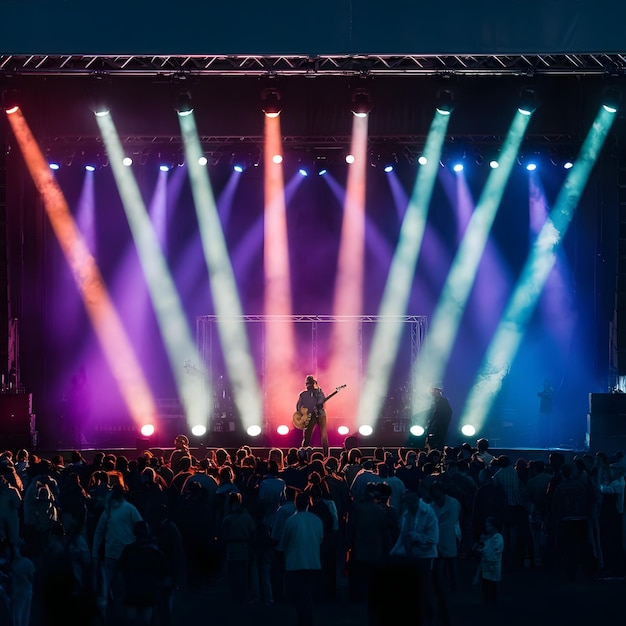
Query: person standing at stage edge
426,385,453,451
296,375,329,457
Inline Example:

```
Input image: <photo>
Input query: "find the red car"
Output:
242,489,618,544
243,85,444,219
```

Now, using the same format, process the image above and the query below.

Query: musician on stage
425,385,453,451
296,375,329,456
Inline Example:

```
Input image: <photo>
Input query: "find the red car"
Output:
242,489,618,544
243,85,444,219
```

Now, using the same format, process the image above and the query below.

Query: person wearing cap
296,375,329,457
425,386,453,451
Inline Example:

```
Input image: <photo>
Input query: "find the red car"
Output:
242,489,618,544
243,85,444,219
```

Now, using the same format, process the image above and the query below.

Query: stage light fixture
383,164,394,173
122,156,133,167
140,423,155,437
261,88,282,118
298,167,309,177
2,88,20,114
271,154,283,164
198,155,208,166
489,159,500,169
518,88,537,116
337,425,350,436
247,425,262,437
277,424,290,436
602,86,621,114
461,424,476,437
345,153,355,164
89,75,112,117
175,90,194,116
233,164,244,173
85,164,96,172
49,161,60,171
358,425,373,437
351,89,371,117
410,424,425,437
435,88,455,116
418,155,428,166
318,168,327,176
191,424,206,437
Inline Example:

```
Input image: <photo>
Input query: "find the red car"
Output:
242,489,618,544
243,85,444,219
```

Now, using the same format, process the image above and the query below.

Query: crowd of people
0,435,624,625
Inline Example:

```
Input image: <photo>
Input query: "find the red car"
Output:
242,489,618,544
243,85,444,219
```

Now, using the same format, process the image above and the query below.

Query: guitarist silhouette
295,375,330,456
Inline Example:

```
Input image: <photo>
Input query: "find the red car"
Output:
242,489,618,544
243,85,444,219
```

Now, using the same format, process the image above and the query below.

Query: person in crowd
473,516,504,603
118,520,171,625
220,491,258,602
389,490,439,625
345,481,399,601
281,491,324,626
91,483,143,613
168,434,191,476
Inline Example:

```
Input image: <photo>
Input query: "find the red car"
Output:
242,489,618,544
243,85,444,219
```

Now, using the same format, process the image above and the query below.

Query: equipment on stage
292,384,346,430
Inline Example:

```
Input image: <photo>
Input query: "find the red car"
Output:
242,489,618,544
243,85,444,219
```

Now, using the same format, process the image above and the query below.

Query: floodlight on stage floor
141,423,155,437
410,424,425,437
247,425,262,437
358,425,373,437
191,424,207,437
337,425,350,437
461,424,476,437
277,424,290,436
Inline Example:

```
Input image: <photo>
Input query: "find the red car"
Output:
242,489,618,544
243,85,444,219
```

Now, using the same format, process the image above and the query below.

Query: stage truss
196,314,428,423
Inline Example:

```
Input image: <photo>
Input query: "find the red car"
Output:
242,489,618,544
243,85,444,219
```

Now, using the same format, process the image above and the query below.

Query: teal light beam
460,106,616,429
411,111,531,415
359,112,450,426
178,112,263,428
96,113,212,428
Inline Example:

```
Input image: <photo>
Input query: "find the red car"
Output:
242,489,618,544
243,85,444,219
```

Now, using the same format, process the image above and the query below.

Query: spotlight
49,161,60,171
272,154,283,164
435,88,455,116
2,88,19,114
351,89,371,117
410,424,425,437
122,156,133,167
140,423,155,437
261,88,282,118
358,425,373,437
518,88,537,116
318,168,328,176
489,159,500,169
452,162,464,172
383,164,394,173
198,155,208,166
563,160,574,170
85,164,96,172
276,424,290,436
337,425,350,436
418,155,428,166
461,424,476,437
345,153,355,164
175,90,194,116
233,164,244,173
90,74,112,117
602,86,621,114
191,424,206,437
298,167,308,177
159,164,171,172
246,425,262,437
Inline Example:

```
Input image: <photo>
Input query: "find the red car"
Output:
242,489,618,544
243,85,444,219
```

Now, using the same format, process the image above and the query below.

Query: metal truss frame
196,314,428,404
2,53,626,76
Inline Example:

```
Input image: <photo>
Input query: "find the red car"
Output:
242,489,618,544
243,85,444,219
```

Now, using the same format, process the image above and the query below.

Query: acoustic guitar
292,384,347,430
